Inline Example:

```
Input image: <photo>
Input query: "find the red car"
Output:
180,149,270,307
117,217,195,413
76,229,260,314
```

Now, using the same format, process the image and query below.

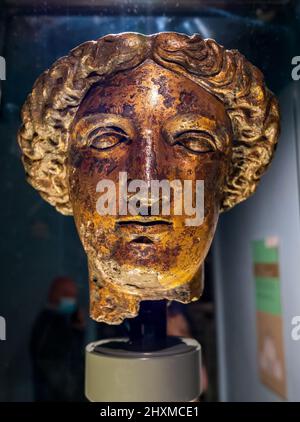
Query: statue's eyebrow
162,113,231,151
73,113,135,137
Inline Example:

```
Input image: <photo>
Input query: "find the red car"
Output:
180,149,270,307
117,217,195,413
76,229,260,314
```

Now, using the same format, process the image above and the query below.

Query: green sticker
255,277,282,315
252,240,278,264
252,239,282,316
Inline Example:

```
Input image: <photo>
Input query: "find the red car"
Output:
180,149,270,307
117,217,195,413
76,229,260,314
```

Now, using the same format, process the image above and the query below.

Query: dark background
0,0,299,401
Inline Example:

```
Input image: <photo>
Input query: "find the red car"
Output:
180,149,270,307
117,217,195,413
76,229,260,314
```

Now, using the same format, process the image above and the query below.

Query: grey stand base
85,337,201,402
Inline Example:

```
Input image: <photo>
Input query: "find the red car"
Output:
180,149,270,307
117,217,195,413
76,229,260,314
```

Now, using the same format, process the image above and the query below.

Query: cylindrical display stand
85,337,201,402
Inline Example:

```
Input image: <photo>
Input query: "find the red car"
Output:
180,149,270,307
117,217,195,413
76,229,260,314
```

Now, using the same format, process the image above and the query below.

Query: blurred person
30,276,85,402
167,302,208,397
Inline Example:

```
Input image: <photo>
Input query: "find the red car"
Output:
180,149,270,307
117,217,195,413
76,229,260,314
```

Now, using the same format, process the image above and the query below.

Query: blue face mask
57,297,77,315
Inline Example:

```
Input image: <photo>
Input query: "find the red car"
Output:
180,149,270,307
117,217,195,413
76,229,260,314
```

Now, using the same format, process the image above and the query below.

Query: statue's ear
221,90,280,211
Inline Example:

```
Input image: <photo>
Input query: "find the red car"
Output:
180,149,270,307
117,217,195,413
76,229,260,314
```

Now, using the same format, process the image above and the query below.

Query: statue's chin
87,257,204,325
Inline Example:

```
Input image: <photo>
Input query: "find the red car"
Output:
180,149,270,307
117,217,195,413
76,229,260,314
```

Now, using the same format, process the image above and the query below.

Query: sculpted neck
87,259,204,324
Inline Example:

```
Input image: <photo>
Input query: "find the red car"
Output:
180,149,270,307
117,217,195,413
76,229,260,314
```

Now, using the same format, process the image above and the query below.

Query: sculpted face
18,33,279,323
68,60,232,321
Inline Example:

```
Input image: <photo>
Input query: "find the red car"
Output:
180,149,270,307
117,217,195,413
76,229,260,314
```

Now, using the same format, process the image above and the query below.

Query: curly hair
18,32,280,214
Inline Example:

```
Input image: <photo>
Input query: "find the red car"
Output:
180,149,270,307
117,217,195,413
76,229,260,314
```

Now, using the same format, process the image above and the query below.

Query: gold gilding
18,33,280,324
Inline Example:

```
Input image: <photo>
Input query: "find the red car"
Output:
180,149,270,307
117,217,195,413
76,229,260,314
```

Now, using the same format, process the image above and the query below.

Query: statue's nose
127,192,170,217
126,129,159,184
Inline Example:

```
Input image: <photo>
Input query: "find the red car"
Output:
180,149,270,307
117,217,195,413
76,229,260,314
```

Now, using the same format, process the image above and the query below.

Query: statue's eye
88,127,129,150
175,131,216,154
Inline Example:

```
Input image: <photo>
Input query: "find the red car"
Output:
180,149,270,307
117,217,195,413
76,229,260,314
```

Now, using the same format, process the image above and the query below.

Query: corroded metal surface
18,33,280,324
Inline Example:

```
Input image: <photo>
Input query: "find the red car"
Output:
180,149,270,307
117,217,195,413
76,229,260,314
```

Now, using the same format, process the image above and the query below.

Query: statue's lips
115,218,173,244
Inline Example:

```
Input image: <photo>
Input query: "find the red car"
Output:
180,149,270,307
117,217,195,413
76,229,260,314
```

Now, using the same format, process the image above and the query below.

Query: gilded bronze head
18,33,280,324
